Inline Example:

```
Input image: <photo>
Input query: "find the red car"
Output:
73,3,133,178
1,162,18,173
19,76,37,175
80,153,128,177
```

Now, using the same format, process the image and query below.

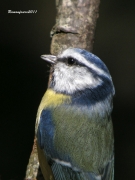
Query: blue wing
50,157,114,180
37,108,59,159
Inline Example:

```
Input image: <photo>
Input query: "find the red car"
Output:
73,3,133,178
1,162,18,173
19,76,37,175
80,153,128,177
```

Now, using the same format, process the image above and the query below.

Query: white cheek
53,63,102,94
74,72,101,89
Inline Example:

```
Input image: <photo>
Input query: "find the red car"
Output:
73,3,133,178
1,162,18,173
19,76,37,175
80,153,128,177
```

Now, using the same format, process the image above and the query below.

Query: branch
51,0,100,55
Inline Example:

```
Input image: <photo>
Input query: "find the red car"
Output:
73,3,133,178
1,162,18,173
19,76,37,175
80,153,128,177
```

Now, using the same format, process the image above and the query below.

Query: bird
35,48,115,180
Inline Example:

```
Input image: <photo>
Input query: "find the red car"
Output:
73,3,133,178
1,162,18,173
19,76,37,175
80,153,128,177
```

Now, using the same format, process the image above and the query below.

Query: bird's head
41,48,115,99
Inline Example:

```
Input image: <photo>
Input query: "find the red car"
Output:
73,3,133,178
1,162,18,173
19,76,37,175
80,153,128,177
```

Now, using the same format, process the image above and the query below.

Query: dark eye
67,58,76,66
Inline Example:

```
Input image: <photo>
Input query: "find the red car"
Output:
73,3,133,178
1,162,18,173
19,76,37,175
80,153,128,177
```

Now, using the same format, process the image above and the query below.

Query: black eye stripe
57,57,78,66
67,57,76,65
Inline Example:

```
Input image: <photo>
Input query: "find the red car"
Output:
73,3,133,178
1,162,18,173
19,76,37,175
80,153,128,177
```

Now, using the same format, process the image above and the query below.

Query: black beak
41,55,57,64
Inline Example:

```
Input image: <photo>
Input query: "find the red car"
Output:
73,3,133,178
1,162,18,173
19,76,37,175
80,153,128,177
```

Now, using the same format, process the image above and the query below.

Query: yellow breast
35,89,71,132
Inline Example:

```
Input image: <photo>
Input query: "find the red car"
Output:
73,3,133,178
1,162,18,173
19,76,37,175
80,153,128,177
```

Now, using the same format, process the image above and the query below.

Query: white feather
53,62,103,94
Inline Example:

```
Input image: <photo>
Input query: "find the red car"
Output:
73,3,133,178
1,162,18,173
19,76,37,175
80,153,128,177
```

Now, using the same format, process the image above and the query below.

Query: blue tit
35,48,115,180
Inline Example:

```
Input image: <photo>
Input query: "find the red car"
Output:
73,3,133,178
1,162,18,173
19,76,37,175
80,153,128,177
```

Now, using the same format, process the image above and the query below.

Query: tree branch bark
51,0,100,55
25,0,100,179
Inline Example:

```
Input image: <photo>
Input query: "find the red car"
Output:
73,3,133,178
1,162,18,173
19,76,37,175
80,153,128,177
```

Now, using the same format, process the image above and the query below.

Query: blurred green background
1,0,135,179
